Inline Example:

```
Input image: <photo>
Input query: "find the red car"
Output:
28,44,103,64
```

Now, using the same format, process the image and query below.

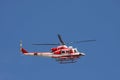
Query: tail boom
23,52,53,57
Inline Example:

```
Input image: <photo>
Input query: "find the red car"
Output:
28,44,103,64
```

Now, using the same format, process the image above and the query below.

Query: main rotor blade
68,40,96,44
75,40,96,43
58,34,65,45
32,43,59,45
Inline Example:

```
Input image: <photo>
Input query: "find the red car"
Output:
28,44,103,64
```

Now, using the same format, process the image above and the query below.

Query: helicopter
20,34,95,64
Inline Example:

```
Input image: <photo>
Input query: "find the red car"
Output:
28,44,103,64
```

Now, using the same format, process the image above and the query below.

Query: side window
61,51,65,54
66,51,69,53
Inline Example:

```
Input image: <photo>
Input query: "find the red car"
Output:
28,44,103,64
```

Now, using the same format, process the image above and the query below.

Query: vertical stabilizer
20,40,28,54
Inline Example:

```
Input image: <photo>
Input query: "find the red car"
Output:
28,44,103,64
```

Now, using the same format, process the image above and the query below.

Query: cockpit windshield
74,48,78,53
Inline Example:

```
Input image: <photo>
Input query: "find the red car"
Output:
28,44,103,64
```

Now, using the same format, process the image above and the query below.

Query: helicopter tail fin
20,40,28,54
21,48,28,54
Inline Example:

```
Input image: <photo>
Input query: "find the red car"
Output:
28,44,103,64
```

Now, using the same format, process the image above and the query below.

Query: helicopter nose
80,53,85,56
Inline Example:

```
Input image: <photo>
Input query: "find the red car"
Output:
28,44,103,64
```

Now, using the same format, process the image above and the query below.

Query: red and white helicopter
20,34,95,64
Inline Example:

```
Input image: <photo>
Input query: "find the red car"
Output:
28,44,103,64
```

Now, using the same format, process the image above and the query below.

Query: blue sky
0,0,120,80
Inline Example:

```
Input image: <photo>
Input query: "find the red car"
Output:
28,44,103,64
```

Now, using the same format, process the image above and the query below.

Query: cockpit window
74,50,77,53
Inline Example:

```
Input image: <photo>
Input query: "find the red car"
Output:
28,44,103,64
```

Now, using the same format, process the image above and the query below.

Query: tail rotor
20,40,22,52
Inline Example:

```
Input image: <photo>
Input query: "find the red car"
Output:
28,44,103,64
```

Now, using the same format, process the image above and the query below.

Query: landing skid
55,58,78,64
59,61,77,64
